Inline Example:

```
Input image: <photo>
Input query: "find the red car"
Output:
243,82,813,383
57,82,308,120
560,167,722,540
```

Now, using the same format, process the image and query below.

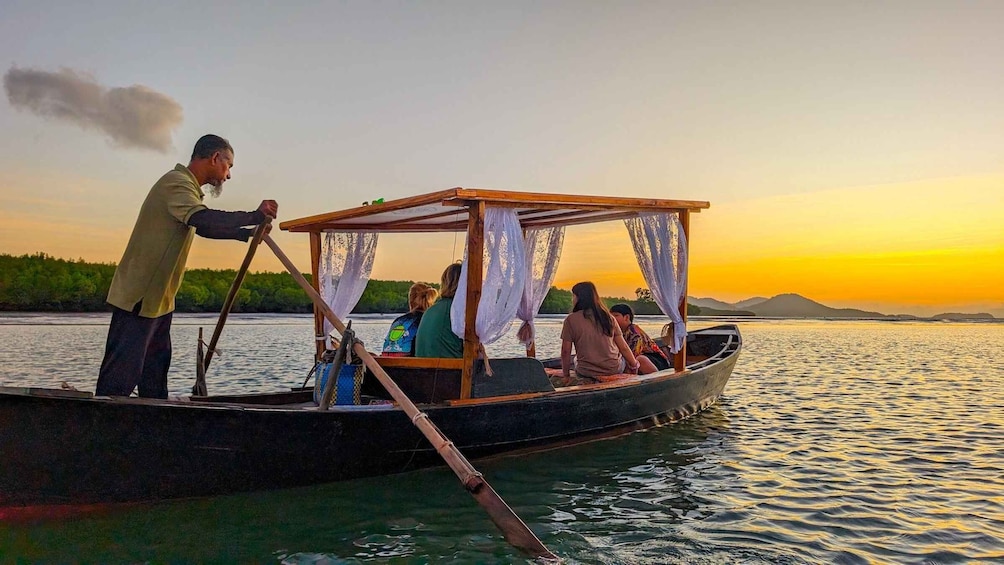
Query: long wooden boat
0,188,741,511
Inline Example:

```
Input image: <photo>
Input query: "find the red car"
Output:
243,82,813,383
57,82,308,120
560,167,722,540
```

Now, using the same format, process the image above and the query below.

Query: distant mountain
697,306,756,317
689,296,767,311
746,293,886,318
691,293,996,319
931,312,996,320
735,297,769,310
690,297,736,310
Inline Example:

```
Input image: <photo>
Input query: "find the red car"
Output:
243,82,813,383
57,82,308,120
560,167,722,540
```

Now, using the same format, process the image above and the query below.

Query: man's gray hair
191,134,233,159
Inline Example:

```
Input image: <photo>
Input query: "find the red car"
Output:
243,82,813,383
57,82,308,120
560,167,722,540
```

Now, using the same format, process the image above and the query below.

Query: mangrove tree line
0,253,699,315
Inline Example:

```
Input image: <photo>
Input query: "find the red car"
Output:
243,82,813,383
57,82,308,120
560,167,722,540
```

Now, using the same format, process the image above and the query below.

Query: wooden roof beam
454,200,706,213
306,222,468,233
521,210,644,229
375,208,468,228
280,188,461,232
448,188,710,210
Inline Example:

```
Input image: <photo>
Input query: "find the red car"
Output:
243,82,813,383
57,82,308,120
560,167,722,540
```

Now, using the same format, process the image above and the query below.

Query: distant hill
689,296,767,312
690,297,736,310
735,297,769,310
697,306,756,317
931,312,996,320
747,293,886,318
692,292,997,320
689,292,901,318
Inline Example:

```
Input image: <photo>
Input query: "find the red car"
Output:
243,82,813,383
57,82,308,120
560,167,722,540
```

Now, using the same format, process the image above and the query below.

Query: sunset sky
1,1,1001,317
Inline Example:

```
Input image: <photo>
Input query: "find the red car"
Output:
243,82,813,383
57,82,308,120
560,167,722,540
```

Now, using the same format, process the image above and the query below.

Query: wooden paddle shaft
204,221,270,372
263,234,474,475
262,234,556,560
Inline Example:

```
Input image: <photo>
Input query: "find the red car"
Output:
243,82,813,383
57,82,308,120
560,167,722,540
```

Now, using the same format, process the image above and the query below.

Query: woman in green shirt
414,263,464,358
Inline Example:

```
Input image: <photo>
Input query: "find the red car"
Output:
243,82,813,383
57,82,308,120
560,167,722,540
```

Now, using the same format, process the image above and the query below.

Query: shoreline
0,311,998,324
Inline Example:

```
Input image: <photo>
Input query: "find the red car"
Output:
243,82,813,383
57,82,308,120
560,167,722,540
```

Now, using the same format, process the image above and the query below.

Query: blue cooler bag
313,362,362,405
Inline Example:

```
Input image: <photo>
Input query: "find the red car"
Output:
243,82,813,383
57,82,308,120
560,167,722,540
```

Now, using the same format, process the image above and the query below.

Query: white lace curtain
624,213,688,353
451,207,527,346
516,226,565,346
319,231,379,342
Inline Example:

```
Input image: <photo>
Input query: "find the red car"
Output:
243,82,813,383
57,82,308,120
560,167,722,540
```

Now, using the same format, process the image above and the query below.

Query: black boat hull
0,326,740,508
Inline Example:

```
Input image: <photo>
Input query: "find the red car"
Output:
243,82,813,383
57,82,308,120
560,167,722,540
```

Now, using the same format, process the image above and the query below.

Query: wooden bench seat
363,356,554,403
374,356,464,370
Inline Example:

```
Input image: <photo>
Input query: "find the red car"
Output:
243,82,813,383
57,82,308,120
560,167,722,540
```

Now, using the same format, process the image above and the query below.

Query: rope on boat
478,343,494,377
201,338,223,359
302,362,320,390
412,412,430,424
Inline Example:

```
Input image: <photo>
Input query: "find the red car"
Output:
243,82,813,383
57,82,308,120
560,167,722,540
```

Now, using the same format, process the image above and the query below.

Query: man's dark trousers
96,303,172,399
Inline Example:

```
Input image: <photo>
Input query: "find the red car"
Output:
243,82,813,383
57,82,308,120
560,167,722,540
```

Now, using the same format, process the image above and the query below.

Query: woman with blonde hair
381,282,438,357
559,282,641,384
414,262,464,358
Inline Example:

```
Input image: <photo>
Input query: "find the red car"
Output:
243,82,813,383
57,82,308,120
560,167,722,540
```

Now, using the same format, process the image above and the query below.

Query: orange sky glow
3,175,998,318
2,3,1003,318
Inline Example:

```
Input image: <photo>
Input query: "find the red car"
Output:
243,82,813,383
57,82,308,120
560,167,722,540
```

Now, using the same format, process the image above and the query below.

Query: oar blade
467,477,558,560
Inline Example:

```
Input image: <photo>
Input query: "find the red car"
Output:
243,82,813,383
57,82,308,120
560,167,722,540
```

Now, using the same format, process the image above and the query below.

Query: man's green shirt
107,164,208,318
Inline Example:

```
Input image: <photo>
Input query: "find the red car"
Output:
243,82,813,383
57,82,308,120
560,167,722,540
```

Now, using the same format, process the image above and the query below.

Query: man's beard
206,182,223,198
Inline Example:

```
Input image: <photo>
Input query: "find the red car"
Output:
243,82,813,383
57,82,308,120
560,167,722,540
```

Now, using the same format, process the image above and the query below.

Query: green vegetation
0,253,700,315
0,253,117,311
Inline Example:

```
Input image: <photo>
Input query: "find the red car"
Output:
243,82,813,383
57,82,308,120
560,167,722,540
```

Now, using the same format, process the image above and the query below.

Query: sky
1,1,1001,317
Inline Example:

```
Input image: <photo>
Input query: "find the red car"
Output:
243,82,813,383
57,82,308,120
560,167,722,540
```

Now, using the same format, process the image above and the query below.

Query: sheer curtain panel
623,213,688,352
451,207,527,345
319,231,379,344
516,226,564,346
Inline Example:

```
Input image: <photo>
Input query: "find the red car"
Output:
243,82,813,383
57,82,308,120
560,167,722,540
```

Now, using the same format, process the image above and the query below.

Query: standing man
96,134,278,398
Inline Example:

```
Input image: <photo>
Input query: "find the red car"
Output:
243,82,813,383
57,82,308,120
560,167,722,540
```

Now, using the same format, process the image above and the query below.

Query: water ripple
0,317,1002,563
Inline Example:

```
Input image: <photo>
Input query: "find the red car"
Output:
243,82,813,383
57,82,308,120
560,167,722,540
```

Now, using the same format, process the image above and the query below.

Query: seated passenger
414,263,464,358
610,303,671,374
559,282,640,384
381,283,438,357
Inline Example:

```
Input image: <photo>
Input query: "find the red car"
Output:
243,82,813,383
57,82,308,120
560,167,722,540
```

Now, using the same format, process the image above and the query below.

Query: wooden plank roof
279,187,710,233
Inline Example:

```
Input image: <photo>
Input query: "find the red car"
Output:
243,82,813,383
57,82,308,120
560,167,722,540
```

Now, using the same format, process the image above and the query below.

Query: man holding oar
96,134,278,398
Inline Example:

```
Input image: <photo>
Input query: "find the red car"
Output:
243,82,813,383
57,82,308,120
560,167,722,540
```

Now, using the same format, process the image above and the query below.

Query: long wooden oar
202,221,270,375
262,234,557,560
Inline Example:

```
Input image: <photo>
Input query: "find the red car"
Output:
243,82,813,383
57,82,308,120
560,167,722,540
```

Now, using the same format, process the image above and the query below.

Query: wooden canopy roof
279,188,710,233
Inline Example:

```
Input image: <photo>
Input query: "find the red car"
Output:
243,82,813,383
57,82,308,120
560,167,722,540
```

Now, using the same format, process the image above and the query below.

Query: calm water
1,314,1002,564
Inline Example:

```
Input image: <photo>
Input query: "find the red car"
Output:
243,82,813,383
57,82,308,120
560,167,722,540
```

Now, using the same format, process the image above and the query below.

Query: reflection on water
1,315,1003,563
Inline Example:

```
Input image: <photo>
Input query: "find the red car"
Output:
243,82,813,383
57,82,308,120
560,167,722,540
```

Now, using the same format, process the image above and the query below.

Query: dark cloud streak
3,66,183,153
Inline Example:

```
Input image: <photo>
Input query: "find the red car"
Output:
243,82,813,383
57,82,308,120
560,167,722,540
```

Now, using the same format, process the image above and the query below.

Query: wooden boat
0,188,741,512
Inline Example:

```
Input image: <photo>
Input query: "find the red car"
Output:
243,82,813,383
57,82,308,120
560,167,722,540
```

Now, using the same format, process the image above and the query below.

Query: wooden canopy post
310,231,325,361
674,210,691,372
461,201,485,399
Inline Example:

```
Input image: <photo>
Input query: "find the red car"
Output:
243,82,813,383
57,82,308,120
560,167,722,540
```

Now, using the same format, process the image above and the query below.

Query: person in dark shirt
610,303,670,374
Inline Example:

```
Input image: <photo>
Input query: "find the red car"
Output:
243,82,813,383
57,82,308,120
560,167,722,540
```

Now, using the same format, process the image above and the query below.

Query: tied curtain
319,231,379,343
516,226,565,346
451,207,526,346
623,212,689,353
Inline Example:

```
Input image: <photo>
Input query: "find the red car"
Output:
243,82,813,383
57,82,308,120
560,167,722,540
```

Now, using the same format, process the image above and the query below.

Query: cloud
3,66,183,152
